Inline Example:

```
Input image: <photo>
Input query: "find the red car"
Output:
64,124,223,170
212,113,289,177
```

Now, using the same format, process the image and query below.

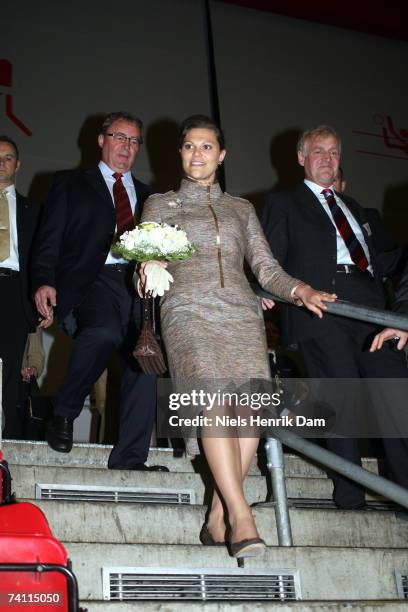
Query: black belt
104,264,130,272
0,267,19,277
336,264,371,276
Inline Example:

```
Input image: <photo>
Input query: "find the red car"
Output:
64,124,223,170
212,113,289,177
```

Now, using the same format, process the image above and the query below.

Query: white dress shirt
98,160,137,265
304,180,373,274
1,184,20,271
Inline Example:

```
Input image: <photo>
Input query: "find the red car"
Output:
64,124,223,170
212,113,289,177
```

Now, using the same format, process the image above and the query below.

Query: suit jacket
15,191,42,331
364,208,402,277
30,166,150,322
261,183,391,345
393,262,408,315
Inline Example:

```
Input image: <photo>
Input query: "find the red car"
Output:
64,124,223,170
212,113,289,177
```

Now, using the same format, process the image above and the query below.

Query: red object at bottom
0,451,83,611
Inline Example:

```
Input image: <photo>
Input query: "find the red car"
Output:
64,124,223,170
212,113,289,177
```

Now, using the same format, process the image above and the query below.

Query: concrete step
31,500,408,548
79,603,408,611
10,463,386,505
2,439,380,478
65,542,408,602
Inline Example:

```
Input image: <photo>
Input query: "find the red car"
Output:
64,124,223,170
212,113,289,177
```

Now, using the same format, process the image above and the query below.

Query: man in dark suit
262,125,408,509
371,262,408,351
31,112,167,471
0,135,41,439
335,168,402,276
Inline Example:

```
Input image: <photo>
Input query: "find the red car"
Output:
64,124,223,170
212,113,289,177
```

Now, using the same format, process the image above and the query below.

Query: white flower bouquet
113,222,196,263
114,222,196,375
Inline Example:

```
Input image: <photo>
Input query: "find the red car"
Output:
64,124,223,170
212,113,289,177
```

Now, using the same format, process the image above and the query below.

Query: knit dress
141,178,301,387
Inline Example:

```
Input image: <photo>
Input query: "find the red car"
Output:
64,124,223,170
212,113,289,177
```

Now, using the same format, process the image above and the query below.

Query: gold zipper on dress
207,184,225,288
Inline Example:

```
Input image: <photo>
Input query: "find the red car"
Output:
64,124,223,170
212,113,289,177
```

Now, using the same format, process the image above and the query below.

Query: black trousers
299,272,408,508
0,275,30,439
55,266,156,467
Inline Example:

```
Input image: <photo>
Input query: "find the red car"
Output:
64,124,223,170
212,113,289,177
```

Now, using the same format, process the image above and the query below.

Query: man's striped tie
112,172,135,235
322,188,368,271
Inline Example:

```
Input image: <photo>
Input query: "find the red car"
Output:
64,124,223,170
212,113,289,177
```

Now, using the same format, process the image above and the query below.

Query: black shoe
131,463,169,472
46,416,73,453
393,504,408,521
109,463,169,472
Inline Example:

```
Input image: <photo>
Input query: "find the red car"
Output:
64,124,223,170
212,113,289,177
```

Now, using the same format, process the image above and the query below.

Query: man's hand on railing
292,284,337,319
370,328,408,352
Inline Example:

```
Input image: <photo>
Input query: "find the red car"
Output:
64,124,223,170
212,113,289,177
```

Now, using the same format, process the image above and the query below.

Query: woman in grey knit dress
141,115,335,558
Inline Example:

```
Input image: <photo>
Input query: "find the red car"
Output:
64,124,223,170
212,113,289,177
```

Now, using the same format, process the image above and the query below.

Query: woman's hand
293,284,337,319
370,328,408,352
138,260,168,285
137,260,173,298
261,297,275,311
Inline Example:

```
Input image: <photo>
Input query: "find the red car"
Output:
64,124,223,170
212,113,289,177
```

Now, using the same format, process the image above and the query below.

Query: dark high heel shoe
199,524,226,547
230,537,266,558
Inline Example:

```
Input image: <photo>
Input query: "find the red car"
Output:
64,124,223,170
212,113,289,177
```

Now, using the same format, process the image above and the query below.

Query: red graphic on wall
0,59,32,137
352,114,408,161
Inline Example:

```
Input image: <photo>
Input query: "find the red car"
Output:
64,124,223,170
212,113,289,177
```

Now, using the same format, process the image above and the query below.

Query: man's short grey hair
297,125,341,156
101,111,144,144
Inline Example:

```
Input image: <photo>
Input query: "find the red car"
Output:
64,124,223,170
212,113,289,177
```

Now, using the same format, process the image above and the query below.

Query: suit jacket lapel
297,183,335,231
84,166,113,210
84,167,147,225
341,195,375,257
342,196,364,228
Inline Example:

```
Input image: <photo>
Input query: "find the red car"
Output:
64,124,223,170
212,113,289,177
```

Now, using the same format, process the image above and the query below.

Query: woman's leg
206,436,259,540
202,435,261,543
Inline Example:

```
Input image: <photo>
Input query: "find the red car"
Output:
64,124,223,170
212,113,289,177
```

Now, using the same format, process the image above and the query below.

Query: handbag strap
142,296,160,335
142,296,153,323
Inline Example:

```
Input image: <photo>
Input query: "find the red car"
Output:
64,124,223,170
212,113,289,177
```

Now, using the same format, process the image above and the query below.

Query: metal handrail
265,432,408,547
272,428,408,509
255,286,408,332
254,286,408,546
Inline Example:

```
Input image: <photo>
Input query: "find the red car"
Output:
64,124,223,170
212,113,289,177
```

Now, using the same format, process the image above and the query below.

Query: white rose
170,229,189,249
161,237,176,254
149,226,165,249
124,235,136,250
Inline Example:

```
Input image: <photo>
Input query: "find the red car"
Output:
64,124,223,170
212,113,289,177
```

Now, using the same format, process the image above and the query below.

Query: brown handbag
133,296,167,375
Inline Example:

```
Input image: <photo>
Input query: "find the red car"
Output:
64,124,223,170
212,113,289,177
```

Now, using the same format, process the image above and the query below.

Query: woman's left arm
245,204,336,316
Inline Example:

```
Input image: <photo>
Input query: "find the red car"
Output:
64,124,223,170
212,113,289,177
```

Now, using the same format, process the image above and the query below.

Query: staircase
2,439,408,611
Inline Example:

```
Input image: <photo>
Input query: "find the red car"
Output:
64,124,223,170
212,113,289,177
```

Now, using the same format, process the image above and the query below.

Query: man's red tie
112,172,135,235
322,188,369,272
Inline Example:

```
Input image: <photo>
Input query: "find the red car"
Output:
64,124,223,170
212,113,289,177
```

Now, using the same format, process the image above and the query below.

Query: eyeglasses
105,132,143,146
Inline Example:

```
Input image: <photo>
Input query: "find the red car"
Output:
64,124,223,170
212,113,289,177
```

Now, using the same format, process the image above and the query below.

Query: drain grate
102,567,300,601
395,569,408,599
35,484,195,505
290,498,397,511
255,499,399,511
